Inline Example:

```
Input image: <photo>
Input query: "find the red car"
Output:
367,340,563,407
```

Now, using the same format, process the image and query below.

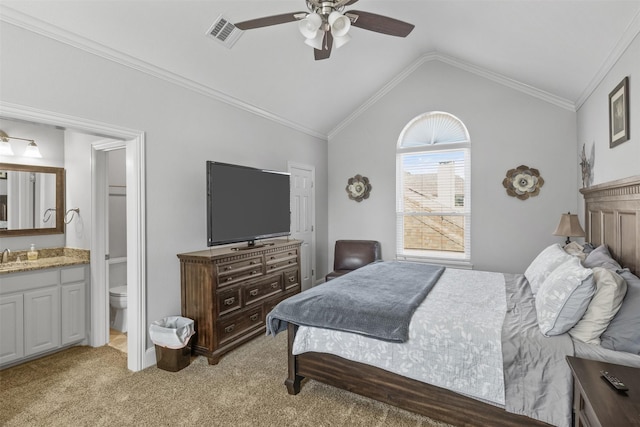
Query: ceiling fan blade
345,0,359,5
314,32,333,61
235,12,305,30
348,10,414,37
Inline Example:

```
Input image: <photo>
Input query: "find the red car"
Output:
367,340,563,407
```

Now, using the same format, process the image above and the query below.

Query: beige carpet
1,333,453,426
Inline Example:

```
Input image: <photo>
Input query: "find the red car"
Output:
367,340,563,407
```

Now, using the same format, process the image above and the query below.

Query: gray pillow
583,244,622,270
535,257,595,336
600,269,640,354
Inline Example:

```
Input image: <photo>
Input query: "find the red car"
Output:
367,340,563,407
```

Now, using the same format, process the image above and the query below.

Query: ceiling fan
234,0,414,60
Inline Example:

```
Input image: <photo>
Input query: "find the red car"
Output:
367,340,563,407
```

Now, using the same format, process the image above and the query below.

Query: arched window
396,112,471,265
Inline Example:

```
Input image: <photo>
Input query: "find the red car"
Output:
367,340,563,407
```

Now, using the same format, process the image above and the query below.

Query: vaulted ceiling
2,1,640,138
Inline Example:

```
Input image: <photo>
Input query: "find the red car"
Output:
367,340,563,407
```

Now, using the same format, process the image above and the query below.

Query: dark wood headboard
580,175,640,275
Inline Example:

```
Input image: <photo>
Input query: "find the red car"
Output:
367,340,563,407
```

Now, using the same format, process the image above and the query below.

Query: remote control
600,370,629,391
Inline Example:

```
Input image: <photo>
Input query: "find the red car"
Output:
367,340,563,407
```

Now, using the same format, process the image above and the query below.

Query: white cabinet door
0,294,24,365
61,282,86,345
24,287,60,356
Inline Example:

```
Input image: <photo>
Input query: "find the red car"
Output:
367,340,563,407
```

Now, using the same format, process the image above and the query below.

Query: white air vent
206,15,243,48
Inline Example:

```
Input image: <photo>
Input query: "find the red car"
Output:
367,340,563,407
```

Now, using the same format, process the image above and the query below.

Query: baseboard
144,346,157,369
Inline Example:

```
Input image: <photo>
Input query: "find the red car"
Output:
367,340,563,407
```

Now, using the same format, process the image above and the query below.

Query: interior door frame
0,101,147,372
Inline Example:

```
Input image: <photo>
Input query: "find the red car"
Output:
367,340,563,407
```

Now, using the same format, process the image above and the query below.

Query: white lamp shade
333,33,351,49
328,11,350,37
0,140,14,156
299,13,322,39
304,31,324,50
23,141,42,158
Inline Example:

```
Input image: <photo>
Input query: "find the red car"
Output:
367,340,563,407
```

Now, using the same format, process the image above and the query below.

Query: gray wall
328,60,578,274
577,32,640,190
1,22,329,343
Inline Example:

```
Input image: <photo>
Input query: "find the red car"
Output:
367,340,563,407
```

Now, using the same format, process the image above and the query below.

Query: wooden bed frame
284,175,640,427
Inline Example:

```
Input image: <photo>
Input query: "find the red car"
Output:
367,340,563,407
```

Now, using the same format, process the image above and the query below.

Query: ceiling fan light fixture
328,11,350,37
298,12,322,39
304,31,324,50
333,33,351,49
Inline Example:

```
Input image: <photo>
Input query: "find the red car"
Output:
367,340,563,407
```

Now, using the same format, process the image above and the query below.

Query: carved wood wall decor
346,174,372,202
502,165,544,200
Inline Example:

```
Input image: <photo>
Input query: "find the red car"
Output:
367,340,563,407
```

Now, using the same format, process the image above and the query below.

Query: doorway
0,102,147,371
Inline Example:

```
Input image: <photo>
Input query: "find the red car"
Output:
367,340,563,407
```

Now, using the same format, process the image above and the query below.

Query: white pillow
563,241,587,261
569,267,627,344
535,257,595,336
525,243,573,295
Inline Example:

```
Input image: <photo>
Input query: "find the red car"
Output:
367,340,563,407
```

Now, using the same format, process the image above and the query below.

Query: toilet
109,285,127,333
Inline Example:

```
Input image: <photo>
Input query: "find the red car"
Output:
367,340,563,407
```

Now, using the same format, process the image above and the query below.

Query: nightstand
566,356,640,426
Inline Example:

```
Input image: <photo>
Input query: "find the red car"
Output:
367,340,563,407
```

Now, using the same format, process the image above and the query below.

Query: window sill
395,254,473,270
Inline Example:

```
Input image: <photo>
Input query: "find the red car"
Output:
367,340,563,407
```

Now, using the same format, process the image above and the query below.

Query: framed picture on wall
609,76,630,148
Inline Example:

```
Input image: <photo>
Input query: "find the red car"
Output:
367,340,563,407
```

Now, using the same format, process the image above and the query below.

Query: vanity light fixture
0,129,42,158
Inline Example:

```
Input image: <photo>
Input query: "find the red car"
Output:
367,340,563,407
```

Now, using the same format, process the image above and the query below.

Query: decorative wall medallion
346,174,372,202
502,165,544,200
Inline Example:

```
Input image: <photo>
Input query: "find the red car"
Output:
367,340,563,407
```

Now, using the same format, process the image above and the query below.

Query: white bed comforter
292,268,507,405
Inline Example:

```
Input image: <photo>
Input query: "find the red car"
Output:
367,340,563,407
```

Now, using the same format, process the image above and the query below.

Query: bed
268,175,640,427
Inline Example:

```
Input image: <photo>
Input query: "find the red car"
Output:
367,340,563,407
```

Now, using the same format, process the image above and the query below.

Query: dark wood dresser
178,239,301,365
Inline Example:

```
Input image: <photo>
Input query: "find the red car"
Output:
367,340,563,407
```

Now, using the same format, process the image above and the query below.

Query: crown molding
328,52,576,140
0,6,327,141
575,8,640,109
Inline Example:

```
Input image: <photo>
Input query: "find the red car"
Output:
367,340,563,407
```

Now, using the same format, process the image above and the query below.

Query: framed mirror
0,163,65,236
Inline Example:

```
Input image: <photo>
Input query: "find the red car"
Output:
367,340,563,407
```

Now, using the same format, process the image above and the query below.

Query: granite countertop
0,248,90,275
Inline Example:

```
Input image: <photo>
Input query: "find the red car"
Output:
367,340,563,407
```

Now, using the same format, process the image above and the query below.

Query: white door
288,163,315,291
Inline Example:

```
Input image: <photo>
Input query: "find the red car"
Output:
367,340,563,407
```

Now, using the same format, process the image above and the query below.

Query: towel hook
64,208,80,224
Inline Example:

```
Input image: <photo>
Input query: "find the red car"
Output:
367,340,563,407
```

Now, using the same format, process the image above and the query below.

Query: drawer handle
225,266,232,271
289,276,295,283
250,261,256,265
271,282,279,289
225,325,235,333
226,277,233,282
250,314,259,322
224,297,235,306
288,260,293,264
250,270,257,275
270,256,276,260
249,289,259,297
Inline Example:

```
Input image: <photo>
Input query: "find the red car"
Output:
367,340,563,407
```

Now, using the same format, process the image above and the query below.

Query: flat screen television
206,161,291,247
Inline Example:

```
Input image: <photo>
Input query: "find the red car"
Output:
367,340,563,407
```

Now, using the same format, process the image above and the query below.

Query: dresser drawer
283,268,299,290
216,286,242,316
217,256,263,287
217,307,263,345
244,276,283,306
266,248,298,263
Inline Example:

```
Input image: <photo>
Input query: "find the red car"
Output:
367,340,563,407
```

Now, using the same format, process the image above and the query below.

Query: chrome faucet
1,248,10,264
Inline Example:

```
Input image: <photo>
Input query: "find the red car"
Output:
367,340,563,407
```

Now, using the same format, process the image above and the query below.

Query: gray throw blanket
266,261,445,342
502,273,574,427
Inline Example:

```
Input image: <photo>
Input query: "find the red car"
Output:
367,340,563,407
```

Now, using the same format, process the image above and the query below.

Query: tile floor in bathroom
108,329,128,353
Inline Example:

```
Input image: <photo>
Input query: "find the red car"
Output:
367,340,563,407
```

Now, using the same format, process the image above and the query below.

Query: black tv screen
207,161,291,247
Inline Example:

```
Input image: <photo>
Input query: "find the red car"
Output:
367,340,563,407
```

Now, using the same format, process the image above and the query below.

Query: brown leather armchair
325,240,382,281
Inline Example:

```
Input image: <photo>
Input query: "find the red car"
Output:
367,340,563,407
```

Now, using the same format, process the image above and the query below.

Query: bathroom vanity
0,250,89,368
